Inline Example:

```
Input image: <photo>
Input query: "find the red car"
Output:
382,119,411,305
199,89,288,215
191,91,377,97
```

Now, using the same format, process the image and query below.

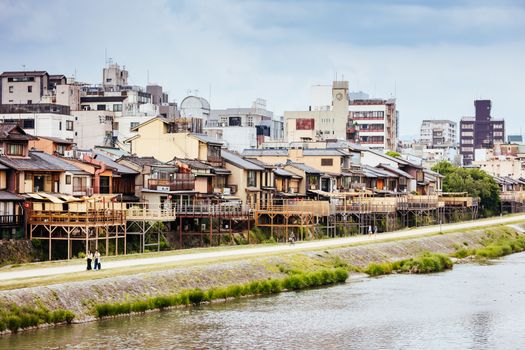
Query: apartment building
284,81,398,151
460,100,505,165
348,98,398,151
205,98,282,152
420,120,456,147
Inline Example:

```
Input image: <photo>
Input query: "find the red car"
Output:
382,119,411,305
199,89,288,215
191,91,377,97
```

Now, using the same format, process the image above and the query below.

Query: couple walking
86,249,102,270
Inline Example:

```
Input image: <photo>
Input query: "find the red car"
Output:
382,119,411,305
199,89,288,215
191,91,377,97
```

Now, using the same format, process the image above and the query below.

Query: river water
3,253,525,350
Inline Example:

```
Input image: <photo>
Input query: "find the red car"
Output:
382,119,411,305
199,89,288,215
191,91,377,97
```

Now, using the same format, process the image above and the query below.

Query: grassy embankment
94,267,348,318
363,227,525,277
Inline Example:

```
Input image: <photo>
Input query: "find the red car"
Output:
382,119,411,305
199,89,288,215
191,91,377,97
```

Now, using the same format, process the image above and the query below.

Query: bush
131,300,149,313
6,315,21,333
188,289,205,305
0,318,6,332
364,262,393,276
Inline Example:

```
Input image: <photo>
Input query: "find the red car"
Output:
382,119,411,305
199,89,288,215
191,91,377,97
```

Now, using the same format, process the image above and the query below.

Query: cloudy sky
1,0,524,138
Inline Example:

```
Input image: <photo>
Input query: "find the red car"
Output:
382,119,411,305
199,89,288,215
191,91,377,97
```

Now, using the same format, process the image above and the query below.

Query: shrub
188,289,205,305
334,268,349,282
0,318,6,332
152,296,171,310
19,313,39,328
131,300,149,313
364,262,393,276
6,315,21,333
64,310,75,324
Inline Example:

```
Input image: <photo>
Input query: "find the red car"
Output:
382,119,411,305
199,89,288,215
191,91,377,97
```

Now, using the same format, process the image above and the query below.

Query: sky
0,0,524,138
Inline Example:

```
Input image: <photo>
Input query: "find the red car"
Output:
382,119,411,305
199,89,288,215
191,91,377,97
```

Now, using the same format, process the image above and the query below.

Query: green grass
364,252,453,277
0,304,75,333
94,267,349,318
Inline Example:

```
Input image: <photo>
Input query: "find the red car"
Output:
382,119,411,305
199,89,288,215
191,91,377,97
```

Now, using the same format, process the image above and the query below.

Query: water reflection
3,253,525,349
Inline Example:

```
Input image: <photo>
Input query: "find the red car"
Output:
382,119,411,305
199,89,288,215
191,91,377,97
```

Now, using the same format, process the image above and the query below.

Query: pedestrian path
1,214,524,282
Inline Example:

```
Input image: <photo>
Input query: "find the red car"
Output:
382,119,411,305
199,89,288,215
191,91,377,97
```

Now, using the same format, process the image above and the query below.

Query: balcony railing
0,214,23,226
148,175,195,191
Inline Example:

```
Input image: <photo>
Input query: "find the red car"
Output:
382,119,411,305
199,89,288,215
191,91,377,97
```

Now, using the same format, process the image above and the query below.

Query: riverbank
0,221,523,335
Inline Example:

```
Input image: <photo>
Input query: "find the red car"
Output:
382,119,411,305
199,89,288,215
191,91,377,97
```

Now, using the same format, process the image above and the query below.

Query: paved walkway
1,214,524,282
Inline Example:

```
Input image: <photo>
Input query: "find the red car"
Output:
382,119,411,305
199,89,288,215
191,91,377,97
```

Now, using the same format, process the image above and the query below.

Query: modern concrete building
348,97,398,151
419,120,456,148
285,81,398,151
460,100,505,165
285,81,349,142
205,98,281,151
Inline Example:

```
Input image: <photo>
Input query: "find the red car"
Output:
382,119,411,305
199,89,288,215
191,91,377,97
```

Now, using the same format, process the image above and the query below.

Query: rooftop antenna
104,48,107,66
22,64,26,71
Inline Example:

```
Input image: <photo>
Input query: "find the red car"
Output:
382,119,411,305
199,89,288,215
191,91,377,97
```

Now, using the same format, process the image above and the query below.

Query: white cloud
0,0,524,137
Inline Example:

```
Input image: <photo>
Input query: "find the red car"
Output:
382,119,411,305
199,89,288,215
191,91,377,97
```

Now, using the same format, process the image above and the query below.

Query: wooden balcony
148,175,195,191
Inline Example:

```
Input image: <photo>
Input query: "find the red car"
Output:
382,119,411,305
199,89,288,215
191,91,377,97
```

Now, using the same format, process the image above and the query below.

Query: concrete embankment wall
0,227,513,322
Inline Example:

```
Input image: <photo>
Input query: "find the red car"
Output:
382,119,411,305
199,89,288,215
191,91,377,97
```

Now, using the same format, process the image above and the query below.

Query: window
59,122,62,130
27,100,32,104
27,86,32,93
247,171,256,187
22,119,35,129
97,104,106,111
106,78,112,83
113,104,122,112
130,122,139,130
6,144,23,156
321,158,333,166
66,120,74,131
8,86,13,93
56,144,66,155
65,175,71,185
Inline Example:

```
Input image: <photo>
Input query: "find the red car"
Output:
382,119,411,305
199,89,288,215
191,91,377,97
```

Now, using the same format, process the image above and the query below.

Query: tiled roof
0,153,64,171
222,150,264,171
192,133,223,145
30,151,89,175
287,162,322,174
0,190,24,201
0,124,37,141
35,136,74,144
242,149,289,157
378,164,414,179
274,168,301,178
118,155,163,167
93,152,138,175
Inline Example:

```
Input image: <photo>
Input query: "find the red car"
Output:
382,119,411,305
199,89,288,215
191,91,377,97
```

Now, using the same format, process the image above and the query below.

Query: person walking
94,249,101,270
86,251,93,271
289,232,296,245
374,225,378,235
368,225,372,235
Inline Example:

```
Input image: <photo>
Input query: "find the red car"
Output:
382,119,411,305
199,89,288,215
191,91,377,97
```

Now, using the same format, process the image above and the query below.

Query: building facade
419,119,456,148
460,100,505,165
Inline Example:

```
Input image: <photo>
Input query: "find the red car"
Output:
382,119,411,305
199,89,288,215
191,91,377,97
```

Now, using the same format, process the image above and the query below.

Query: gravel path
1,214,524,282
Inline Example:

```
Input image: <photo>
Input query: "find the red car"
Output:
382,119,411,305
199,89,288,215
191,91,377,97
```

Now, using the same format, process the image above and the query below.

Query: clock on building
336,92,343,101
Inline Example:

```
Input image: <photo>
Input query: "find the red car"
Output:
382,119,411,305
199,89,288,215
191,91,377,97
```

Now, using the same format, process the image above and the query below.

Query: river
3,253,525,350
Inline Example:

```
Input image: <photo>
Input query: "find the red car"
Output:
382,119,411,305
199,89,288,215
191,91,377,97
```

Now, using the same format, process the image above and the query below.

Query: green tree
385,150,401,158
432,161,500,216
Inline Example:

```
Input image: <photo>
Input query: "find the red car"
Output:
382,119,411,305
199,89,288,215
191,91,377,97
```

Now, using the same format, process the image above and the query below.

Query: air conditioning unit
158,186,170,191
63,150,74,158
86,188,94,196
223,187,231,195
201,223,206,231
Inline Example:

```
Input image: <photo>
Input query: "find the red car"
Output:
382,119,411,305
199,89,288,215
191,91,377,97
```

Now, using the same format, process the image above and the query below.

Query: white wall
0,113,75,140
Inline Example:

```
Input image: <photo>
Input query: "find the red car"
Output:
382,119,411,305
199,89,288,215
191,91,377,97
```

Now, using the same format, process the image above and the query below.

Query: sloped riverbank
0,224,522,334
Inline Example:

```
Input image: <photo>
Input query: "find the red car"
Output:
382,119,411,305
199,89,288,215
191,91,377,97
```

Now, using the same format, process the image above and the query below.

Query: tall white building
420,120,457,148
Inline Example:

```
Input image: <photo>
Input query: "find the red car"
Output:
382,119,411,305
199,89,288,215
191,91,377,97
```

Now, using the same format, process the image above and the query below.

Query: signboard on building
296,118,315,130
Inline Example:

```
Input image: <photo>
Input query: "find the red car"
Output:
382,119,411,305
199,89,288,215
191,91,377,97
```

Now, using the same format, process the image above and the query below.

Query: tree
385,150,401,158
432,161,500,216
